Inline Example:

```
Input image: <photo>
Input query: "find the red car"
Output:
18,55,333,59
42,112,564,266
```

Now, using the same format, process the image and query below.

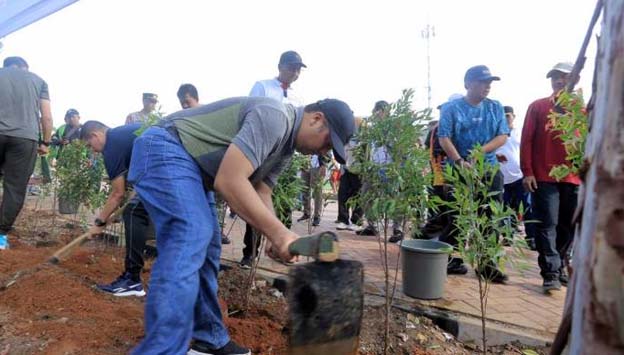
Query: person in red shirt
520,62,580,293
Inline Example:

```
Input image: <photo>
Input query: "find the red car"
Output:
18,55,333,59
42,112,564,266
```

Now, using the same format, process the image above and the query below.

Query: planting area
0,202,548,355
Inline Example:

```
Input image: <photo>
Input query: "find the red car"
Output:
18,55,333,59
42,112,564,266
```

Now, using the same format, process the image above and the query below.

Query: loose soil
1,203,548,354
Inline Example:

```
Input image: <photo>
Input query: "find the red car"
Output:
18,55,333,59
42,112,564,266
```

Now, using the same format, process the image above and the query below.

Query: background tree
555,1,624,353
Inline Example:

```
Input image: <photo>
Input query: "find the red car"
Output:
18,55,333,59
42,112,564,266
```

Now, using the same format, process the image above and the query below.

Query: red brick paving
220,202,565,338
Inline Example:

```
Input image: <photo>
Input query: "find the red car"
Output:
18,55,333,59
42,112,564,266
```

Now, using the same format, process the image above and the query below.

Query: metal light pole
421,24,435,110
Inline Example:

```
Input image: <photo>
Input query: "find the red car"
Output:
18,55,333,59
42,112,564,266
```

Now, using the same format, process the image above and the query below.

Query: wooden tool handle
49,231,91,264
288,231,340,262
48,196,134,264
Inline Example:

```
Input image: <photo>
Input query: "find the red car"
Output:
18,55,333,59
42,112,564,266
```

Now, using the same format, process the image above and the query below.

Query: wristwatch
38,139,51,146
94,218,107,227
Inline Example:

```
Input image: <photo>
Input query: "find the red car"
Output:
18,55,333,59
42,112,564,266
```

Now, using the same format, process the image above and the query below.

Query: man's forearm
256,183,276,215
216,176,289,245
40,99,53,142
439,137,462,161
482,135,508,153
98,193,125,222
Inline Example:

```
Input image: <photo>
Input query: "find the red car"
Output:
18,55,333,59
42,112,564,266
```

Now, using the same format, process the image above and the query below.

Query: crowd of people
0,51,580,354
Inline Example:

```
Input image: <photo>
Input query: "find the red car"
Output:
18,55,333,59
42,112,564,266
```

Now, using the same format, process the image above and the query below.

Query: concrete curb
220,258,553,348
367,293,554,348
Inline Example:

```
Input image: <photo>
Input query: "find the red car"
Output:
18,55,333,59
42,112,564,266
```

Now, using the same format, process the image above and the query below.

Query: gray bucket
58,197,79,215
400,239,453,300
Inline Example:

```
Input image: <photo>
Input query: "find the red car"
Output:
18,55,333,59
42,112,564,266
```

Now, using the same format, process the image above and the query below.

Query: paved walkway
220,201,566,338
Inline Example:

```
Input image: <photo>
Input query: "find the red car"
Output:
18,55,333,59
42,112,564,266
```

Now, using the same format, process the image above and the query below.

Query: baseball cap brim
329,129,347,164
546,69,571,78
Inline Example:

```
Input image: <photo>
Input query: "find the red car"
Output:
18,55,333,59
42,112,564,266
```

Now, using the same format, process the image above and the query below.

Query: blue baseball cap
464,65,501,84
279,51,307,68
316,99,355,164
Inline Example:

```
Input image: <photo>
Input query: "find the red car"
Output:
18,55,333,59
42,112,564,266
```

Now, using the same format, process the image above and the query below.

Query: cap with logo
546,62,573,78
315,99,355,164
279,51,307,68
464,65,501,84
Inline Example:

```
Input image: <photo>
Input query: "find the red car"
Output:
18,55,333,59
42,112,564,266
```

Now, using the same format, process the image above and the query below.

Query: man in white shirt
240,50,307,268
496,106,535,249
249,50,306,106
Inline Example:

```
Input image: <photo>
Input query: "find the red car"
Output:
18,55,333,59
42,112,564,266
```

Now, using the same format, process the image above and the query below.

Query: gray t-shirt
0,67,49,141
169,97,300,190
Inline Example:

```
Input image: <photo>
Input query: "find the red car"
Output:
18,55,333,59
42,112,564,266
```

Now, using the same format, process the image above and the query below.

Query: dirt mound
1,266,144,354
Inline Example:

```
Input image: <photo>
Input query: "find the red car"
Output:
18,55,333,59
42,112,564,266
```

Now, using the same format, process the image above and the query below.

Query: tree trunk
568,1,624,353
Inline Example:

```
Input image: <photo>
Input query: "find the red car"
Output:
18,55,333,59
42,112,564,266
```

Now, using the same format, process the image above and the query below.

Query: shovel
287,231,364,355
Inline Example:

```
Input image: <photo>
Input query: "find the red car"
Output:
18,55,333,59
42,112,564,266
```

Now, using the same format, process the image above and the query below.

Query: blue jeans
531,182,578,279
128,126,229,354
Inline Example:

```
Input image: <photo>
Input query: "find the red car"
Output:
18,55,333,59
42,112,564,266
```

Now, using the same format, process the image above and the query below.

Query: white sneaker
348,224,363,232
336,222,350,230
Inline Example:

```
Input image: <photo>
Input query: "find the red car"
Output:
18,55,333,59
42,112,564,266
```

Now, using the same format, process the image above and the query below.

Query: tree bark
568,1,624,353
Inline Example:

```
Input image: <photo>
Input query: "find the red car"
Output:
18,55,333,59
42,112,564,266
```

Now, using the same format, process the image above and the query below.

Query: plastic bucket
400,239,452,300
58,197,79,215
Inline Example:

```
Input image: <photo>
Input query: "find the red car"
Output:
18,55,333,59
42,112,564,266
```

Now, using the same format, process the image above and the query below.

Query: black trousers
242,205,292,259
337,169,362,225
532,182,578,278
0,135,38,234
122,198,154,278
440,170,504,247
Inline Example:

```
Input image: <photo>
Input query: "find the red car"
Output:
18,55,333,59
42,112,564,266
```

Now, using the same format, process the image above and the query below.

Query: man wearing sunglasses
125,92,158,125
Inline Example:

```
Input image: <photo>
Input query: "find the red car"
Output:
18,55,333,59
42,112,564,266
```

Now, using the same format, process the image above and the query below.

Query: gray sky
1,0,599,129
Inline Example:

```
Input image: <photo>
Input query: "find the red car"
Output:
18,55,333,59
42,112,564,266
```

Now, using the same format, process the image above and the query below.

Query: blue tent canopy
0,0,78,38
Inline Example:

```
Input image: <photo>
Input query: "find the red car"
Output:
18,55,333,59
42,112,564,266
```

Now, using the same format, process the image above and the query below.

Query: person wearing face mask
438,65,510,283
520,62,581,293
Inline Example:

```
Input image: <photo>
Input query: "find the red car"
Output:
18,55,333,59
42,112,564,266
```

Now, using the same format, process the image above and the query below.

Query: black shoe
143,245,158,259
239,256,253,270
543,276,562,293
189,339,251,355
447,257,468,275
297,214,310,222
221,235,231,245
475,263,509,284
559,268,569,287
312,216,320,226
388,230,404,243
356,225,378,236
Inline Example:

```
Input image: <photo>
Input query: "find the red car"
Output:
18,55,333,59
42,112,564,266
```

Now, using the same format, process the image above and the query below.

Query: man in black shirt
81,121,153,296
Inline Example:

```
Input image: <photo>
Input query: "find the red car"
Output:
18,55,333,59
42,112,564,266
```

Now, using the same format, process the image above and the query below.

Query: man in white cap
520,62,580,293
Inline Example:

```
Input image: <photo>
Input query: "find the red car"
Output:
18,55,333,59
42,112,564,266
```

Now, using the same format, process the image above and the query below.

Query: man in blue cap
438,65,510,283
128,96,355,355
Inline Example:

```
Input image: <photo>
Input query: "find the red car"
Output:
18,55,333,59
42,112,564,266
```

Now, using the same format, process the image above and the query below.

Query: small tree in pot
56,140,107,222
